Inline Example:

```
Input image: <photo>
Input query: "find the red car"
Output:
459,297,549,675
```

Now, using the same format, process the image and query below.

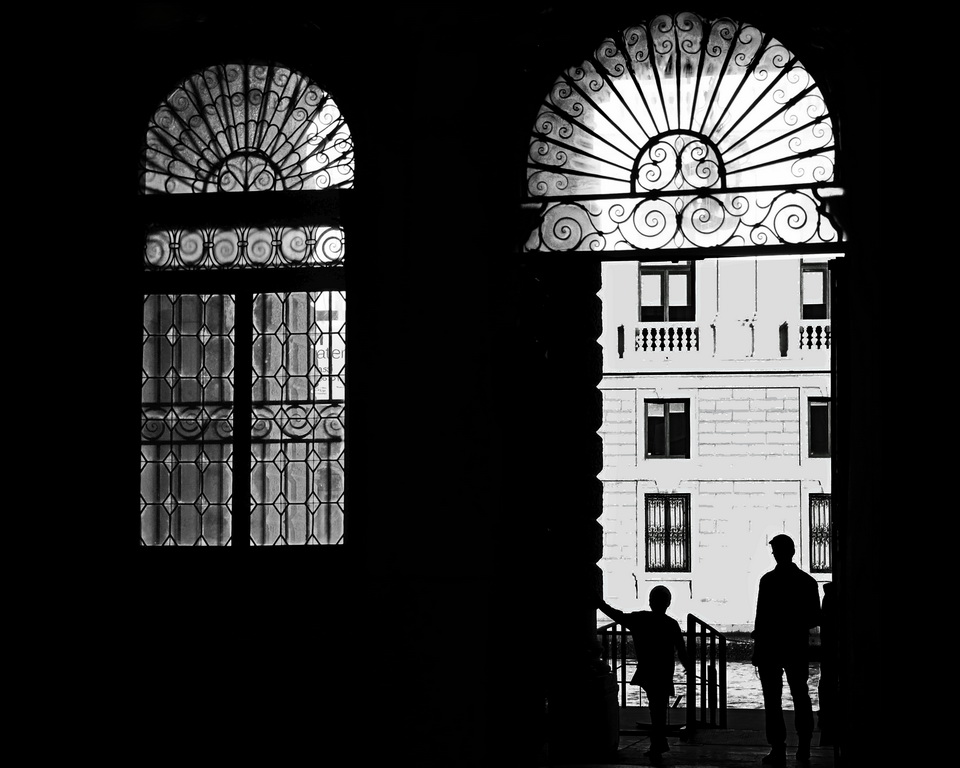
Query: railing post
611,623,619,707
620,624,627,708
683,615,728,732
699,623,706,724
708,633,717,726
719,635,727,728
686,615,696,733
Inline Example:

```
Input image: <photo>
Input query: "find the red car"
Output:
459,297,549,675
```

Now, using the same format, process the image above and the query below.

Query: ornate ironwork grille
141,294,236,545
522,11,844,257
809,493,831,572
140,63,351,546
645,493,691,571
141,63,353,194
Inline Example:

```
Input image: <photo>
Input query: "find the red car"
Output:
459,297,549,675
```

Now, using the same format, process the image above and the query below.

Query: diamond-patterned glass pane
141,294,235,546
252,292,346,403
250,404,345,545
251,289,345,546
143,294,235,404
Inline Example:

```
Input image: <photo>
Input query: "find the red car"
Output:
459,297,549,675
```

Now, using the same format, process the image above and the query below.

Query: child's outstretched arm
595,594,626,624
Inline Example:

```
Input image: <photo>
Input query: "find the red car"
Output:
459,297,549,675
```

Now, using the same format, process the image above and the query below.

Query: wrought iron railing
598,620,631,708
635,324,700,353
686,614,727,731
597,613,727,732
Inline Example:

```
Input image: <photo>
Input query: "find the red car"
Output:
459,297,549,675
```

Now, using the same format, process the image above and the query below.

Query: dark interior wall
119,5,883,767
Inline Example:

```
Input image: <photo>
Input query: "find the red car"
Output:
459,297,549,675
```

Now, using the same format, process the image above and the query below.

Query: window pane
803,270,825,305
250,404,344,545
251,291,346,545
802,269,828,319
641,274,662,307
253,292,346,403
647,410,666,456
668,407,690,457
668,273,688,306
809,401,830,456
646,496,667,570
641,304,666,322
141,294,235,545
667,496,690,571
810,495,831,572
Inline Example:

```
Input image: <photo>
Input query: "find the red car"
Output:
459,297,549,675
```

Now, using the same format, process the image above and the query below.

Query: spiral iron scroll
145,225,345,269
525,189,839,252
251,403,345,443
141,406,234,442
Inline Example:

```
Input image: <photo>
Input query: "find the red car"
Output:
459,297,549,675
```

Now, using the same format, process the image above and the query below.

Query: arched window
523,11,843,254
140,63,351,546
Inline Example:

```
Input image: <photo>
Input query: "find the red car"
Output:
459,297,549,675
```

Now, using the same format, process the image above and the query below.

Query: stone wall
698,388,800,458
598,377,830,630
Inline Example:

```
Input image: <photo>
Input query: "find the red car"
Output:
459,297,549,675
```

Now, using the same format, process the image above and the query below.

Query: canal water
618,661,821,710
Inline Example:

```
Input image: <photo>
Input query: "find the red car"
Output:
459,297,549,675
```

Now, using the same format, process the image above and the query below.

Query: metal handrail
597,621,629,708
686,614,727,732
597,614,727,733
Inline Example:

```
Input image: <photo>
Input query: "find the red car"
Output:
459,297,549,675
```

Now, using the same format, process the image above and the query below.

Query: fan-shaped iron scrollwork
526,11,834,199
141,63,354,194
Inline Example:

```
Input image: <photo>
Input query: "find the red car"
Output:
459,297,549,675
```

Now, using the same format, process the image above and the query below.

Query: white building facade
597,255,835,630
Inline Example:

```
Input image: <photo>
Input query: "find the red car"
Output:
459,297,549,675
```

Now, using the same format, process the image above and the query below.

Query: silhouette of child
597,586,689,762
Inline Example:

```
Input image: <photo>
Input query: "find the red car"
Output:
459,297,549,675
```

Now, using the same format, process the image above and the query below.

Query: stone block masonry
698,387,799,458
600,390,636,465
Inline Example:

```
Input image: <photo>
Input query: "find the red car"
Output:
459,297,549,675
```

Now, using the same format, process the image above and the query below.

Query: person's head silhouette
769,534,796,565
649,585,672,614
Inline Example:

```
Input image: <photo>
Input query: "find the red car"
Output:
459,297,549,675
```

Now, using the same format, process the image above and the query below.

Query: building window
801,262,830,320
645,494,691,572
808,397,831,458
639,263,695,322
810,494,832,572
645,399,690,458
140,63,352,546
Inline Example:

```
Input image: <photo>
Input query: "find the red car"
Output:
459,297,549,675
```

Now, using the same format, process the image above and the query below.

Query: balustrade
636,324,700,353
799,324,831,350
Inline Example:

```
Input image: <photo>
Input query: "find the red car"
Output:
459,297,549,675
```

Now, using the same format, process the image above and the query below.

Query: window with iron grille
645,494,691,572
140,63,352,546
810,494,832,572
645,399,690,458
808,397,831,458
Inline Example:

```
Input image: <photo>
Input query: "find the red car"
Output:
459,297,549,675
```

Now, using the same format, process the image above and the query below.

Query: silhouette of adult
597,586,689,764
752,534,821,766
